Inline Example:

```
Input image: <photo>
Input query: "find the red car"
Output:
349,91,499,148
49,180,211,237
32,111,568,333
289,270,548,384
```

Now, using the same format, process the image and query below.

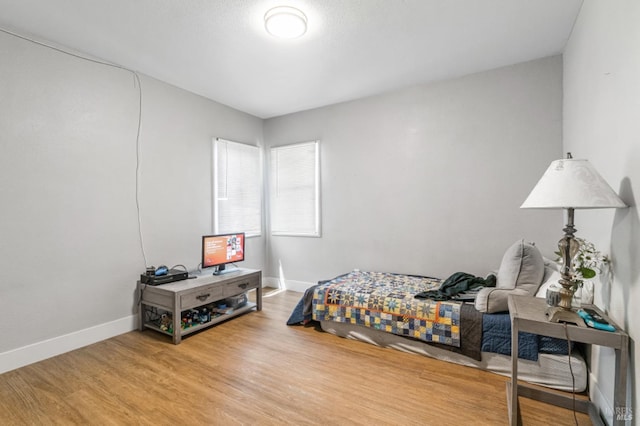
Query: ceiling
0,0,583,119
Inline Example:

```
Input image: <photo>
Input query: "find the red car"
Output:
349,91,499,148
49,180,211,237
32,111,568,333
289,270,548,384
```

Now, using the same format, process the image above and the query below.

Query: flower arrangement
556,237,609,291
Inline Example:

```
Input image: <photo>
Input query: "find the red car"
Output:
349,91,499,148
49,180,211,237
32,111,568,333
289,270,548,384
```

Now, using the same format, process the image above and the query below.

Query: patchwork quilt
311,270,462,347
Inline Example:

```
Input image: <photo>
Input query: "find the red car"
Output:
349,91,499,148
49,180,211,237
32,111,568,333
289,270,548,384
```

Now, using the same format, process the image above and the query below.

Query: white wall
264,56,564,288
0,31,265,371
563,1,640,424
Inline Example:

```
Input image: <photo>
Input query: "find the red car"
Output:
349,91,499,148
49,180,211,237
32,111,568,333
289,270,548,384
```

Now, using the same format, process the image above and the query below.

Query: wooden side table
507,295,629,426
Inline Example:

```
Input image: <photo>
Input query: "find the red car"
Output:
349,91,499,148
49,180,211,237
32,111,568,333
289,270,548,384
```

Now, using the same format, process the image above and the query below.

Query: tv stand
137,268,261,344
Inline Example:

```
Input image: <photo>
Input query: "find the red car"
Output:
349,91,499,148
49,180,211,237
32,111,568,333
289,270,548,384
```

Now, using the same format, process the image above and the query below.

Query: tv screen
202,233,245,274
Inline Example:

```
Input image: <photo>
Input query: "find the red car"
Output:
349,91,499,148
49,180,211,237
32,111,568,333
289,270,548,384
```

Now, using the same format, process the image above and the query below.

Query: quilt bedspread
311,271,462,347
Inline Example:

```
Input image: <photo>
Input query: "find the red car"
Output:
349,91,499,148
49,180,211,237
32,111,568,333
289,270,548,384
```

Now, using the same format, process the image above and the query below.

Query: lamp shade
521,158,626,209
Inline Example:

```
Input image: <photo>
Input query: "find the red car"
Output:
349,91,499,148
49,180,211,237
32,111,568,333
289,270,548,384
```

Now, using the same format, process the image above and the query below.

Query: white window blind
213,138,262,237
270,141,320,237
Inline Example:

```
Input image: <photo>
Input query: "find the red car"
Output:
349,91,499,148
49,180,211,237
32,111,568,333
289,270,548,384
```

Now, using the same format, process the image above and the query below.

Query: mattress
320,320,587,392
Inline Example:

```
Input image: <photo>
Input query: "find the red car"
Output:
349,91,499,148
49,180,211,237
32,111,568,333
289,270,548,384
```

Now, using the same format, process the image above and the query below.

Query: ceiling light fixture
264,6,307,39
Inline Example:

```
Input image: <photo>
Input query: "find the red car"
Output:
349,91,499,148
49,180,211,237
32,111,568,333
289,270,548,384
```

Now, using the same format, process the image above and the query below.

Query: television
201,232,245,275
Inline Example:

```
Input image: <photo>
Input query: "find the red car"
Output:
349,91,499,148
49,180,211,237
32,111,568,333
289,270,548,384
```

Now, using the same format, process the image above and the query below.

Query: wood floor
0,289,591,425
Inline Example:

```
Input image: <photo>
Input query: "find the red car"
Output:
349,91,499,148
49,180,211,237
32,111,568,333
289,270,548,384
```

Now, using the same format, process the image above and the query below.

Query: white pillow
475,239,545,313
495,239,544,294
543,257,561,272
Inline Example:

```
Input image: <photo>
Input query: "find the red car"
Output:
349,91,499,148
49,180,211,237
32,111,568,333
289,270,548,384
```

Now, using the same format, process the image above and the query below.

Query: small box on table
224,293,248,309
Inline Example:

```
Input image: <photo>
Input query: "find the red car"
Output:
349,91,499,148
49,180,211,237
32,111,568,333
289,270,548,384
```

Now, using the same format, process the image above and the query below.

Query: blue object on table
577,309,616,332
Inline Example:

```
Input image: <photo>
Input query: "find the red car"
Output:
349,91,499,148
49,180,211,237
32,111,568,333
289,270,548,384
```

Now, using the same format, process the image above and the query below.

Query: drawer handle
239,283,248,289
196,293,210,301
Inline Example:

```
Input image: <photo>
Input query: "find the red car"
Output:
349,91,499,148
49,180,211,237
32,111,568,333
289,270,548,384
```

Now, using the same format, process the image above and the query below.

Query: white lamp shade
521,158,626,209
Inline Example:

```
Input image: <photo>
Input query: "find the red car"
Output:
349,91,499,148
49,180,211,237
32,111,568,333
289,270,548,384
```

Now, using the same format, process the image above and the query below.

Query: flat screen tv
201,232,245,275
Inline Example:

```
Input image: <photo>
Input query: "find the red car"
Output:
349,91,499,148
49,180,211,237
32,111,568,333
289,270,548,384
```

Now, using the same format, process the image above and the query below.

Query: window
213,138,262,237
270,141,320,236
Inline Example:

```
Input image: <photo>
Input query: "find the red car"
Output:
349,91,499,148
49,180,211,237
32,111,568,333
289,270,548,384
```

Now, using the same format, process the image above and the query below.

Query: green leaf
579,267,596,279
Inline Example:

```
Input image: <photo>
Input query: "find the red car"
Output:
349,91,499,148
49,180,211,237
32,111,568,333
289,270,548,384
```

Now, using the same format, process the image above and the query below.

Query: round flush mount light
264,6,307,39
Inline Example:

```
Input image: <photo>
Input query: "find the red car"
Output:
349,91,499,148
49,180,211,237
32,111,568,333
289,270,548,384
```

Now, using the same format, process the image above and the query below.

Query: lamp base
545,306,586,327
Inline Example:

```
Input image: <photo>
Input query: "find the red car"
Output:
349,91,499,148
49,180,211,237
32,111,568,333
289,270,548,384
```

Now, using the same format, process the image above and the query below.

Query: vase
571,280,594,307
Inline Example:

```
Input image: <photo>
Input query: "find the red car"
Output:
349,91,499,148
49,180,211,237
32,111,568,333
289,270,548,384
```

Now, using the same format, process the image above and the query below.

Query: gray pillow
475,239,545,313
496,239,545,293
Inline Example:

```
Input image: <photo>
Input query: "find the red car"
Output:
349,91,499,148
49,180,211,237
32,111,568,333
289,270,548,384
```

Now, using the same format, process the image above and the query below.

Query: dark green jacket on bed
415,272,496,300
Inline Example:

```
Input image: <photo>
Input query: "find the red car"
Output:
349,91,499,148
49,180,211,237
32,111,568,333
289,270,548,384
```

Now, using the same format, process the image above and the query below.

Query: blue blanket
286,296,307,325
481,313,538,361
481,313,572,361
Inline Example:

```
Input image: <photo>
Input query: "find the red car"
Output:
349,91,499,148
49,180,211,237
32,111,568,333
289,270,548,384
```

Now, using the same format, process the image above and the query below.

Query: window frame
212,138,263,238
269,140,321,237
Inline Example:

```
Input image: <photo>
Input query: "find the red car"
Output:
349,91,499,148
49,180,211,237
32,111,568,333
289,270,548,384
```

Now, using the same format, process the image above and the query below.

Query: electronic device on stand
201,232,245,275
140,265,188,285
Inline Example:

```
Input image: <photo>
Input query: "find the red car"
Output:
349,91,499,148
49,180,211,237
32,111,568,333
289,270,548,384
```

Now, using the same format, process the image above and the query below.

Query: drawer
223,278,258,297
142,289,173,309
181,285,224,310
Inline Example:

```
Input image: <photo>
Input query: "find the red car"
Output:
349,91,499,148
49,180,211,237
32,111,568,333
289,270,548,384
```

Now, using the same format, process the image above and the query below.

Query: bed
287,241,588,392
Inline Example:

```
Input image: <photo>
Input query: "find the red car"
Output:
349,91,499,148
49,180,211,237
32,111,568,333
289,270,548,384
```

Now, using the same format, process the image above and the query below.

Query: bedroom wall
263,56,564,289
0,31,265,372
563,1,639,424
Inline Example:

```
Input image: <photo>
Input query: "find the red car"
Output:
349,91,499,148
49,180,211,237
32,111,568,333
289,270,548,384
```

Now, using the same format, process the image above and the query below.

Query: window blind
270,141,320,236
213,138,262,237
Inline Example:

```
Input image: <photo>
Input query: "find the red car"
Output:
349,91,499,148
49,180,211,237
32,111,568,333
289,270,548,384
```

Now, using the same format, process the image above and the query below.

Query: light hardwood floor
0,289,590,425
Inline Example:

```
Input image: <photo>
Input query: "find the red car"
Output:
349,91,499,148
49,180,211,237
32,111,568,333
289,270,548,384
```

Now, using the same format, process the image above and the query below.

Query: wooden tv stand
137,268,262,344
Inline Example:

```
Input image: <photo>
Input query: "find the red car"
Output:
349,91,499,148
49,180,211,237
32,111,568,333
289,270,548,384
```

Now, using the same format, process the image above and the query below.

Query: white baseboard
262,276,281,289
0,315,137,374
0,278,313,374
589,371,614,425
284,279,314,293
264,276,313,293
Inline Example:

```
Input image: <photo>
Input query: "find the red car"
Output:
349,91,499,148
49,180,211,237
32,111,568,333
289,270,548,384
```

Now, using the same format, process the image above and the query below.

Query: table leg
613,335,629,425
509,317,520,426
137,284,144,331
256,285,263,311
173,293,181,344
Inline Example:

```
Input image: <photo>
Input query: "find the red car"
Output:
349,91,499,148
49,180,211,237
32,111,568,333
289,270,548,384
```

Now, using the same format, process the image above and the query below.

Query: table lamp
521,153,626,324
